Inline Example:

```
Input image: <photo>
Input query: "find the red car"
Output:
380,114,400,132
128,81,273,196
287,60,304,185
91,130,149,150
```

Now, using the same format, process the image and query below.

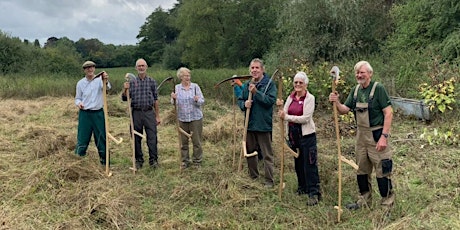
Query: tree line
1,0,459,98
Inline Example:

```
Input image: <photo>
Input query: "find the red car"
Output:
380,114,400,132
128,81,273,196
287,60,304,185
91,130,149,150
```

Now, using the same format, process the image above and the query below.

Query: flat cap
82,61,96,68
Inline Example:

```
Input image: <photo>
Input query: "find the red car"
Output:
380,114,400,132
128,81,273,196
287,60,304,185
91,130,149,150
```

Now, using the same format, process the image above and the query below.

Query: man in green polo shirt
329,61,395,210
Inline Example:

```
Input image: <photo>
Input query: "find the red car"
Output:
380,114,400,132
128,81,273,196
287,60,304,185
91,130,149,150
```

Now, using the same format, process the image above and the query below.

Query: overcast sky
0,0,176,46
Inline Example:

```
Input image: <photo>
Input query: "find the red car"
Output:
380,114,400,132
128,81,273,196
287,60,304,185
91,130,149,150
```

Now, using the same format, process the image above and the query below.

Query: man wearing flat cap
74,60,111,165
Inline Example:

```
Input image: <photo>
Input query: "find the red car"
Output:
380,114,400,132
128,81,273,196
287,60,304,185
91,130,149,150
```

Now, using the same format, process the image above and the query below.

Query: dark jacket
238,73,277,132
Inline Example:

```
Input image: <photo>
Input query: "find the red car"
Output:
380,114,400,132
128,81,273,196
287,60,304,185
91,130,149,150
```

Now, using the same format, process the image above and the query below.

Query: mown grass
0,92,459,229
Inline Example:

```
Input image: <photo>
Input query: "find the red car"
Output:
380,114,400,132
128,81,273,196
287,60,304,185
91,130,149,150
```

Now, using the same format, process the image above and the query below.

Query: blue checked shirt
122,75,158,109
173,83,204,122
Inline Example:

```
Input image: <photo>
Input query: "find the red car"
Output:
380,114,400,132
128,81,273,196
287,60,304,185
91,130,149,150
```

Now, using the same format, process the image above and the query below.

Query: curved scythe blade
330,66,340,81
214,75,252,88
157,76,174,91
125,73,136,81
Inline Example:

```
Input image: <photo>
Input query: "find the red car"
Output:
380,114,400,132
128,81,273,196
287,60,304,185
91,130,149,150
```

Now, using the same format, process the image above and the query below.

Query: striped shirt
174,83,204,122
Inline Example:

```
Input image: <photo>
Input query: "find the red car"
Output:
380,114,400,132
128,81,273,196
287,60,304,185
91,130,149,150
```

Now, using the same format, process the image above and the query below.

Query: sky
0,0,177,46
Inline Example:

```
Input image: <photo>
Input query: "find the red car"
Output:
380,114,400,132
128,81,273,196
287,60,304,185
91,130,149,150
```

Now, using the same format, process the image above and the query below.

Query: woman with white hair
278,71,322,206
171,67,205,169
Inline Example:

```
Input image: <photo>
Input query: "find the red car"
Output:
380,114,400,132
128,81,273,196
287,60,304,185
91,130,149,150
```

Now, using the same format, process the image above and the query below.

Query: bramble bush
418,58,458,114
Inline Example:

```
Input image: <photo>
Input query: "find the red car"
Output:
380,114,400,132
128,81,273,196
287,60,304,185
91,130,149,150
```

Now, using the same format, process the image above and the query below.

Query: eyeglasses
294,81,304,85
83,66,94,69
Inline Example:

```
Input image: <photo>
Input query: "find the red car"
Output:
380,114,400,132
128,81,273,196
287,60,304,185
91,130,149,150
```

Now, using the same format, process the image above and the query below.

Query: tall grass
0,67,249,103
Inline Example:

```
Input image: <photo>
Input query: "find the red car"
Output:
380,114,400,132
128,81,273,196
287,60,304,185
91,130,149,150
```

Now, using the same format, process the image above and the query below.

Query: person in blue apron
329,61,395,209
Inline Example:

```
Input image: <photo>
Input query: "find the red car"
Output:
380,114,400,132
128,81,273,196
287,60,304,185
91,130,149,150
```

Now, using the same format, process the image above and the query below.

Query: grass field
0,67,250,103
0,92,459,229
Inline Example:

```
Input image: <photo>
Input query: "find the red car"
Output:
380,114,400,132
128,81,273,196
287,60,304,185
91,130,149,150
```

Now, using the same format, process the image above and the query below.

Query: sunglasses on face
294,81,304,85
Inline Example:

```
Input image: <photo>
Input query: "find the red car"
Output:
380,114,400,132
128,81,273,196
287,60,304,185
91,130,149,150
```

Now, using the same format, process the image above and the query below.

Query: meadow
0,69,459,229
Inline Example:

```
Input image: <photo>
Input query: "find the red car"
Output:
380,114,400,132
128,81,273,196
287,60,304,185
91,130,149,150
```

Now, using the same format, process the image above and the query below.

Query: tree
387,0,460,61
269,0,393,66
174,0,282,68
0,32,27,74
34,39,40,47
136,7,178,65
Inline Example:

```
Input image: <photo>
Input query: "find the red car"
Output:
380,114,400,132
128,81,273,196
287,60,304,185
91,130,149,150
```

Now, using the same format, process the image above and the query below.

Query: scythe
101,72,123,177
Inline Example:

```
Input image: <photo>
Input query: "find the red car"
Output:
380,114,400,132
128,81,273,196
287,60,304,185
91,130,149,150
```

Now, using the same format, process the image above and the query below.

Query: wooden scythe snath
273,69,286,199
124,73,144,173
232,79,237,169
172,79,193,171
101,72,123,177
241,90,258,158
214,74,252,170
173,79,182,171
238,78,259,172
330,66,343,222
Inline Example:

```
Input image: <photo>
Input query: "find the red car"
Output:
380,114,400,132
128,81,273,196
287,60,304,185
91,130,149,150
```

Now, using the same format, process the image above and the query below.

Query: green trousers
75,109,106,164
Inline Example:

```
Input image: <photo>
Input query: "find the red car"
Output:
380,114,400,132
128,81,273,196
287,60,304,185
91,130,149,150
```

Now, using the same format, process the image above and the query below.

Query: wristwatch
382,133,390,139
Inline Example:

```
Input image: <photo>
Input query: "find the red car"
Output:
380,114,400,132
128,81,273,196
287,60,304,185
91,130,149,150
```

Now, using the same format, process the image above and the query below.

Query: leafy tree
387,0,460,61
34,39,40,47
269,0,393,67
136,7,178,65
382,0,460,97
111,45,137,67
0,32,28,74
75,38,104,63
44,37,59,48
174,0,223,68
174,0,281,68
162,42,184,70
217,0,283,68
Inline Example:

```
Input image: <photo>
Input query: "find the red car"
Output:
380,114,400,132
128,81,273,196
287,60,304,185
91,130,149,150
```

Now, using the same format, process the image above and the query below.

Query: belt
132,107,152,111
80,108,103,112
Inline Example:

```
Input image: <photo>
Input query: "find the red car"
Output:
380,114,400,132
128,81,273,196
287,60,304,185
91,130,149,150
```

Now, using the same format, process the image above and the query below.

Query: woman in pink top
278,72,321,206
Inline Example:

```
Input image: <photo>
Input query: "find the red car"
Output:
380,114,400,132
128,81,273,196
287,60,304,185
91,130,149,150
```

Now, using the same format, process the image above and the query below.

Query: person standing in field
278,72,321,206
232,79,264,161
122,58,161,170
329,61,395,209
170,67,205,169
74,60,110,165
238,58,277,188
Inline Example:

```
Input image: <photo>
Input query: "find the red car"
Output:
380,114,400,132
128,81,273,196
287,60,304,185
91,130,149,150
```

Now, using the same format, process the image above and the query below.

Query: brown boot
346,191,372,210
381,192,395,208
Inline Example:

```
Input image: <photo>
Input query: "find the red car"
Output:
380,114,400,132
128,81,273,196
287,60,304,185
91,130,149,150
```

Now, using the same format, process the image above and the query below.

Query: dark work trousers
246,131,274,185
179,118,203,164
288,125,321,197
132,109,158,165
75,109,106,165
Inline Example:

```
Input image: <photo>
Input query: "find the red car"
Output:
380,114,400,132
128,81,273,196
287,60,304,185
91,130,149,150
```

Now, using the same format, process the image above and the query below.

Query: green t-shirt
344,81,391,127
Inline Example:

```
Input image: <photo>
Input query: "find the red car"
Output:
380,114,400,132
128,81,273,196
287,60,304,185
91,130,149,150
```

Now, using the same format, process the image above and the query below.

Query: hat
82,61,96,68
